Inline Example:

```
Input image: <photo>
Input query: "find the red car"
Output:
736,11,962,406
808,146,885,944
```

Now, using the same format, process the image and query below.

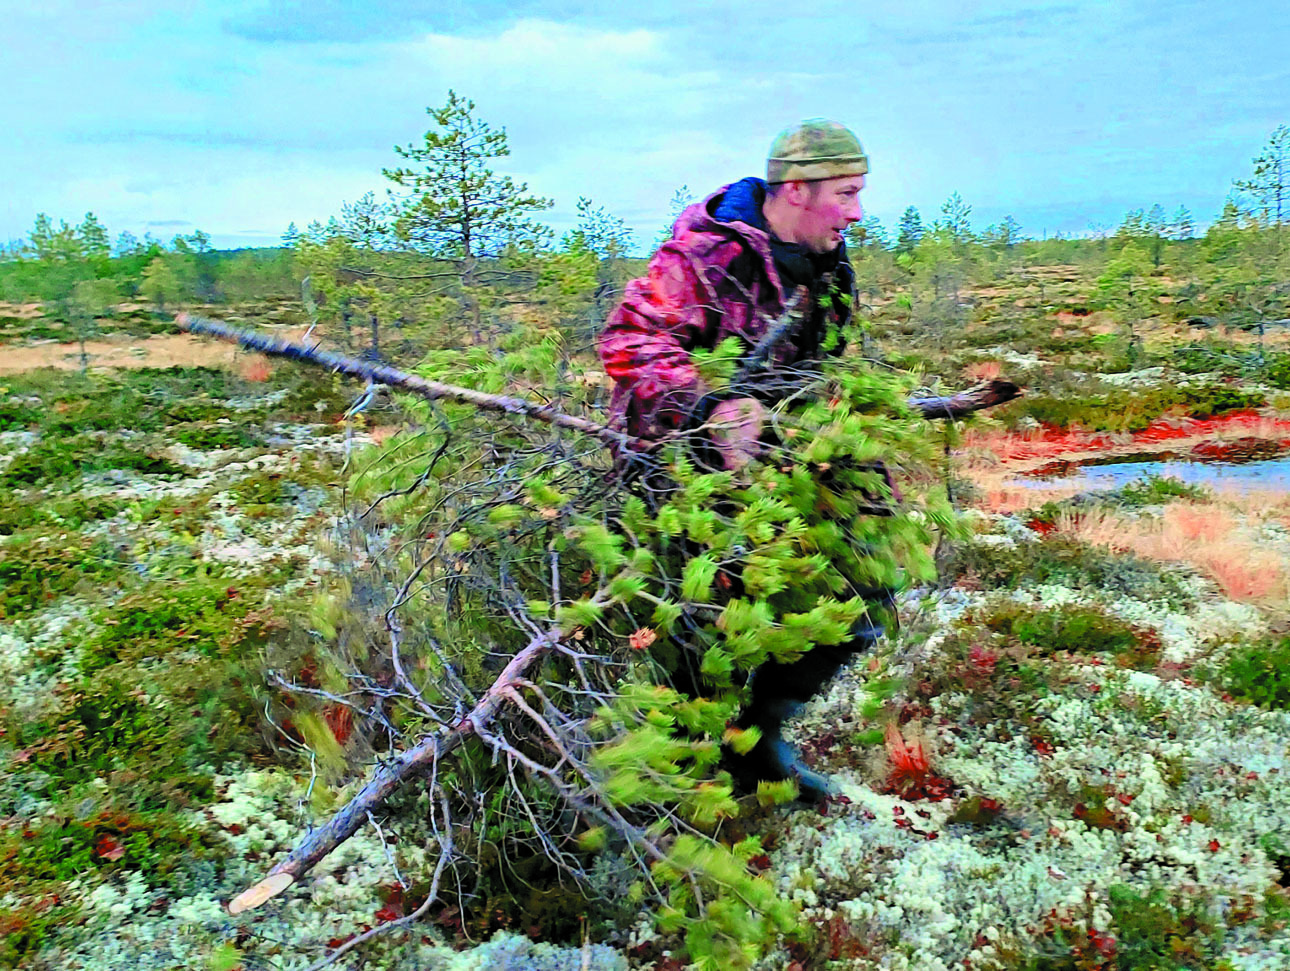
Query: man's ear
781,180,809,207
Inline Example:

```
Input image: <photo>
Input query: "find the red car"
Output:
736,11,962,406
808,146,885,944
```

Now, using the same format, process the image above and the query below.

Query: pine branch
177,313,635,450
227,622,572,914
907,379,1022,419
178,313,1019,440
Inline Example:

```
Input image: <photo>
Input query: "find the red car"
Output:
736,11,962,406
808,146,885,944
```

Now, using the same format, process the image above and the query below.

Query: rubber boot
729,697,840,802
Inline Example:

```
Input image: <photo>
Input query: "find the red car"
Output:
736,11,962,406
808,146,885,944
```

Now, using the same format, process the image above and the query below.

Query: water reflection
1018,456,1290,492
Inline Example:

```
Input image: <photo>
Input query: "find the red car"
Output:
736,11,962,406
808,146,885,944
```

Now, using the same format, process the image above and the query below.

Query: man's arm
598,243,720,438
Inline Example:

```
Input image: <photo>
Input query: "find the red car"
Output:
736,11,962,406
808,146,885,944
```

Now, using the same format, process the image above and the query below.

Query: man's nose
845,200,863,223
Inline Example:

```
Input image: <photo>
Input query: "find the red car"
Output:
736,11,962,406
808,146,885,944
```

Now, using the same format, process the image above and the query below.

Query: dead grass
0,324,325,374
367,425,403,445
0,302,45,319
0,334,242,372
1053,502,1289,607
240,354,274,382
964,360,1004,383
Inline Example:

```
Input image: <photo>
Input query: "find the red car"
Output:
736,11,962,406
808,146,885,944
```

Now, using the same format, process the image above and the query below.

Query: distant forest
1,111,1285,346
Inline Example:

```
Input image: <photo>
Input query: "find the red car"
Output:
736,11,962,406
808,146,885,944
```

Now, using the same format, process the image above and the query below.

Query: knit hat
767,118,869,184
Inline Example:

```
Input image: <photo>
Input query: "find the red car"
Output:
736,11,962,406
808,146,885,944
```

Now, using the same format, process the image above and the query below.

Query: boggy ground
758,470,1290,969
2,288,1290,970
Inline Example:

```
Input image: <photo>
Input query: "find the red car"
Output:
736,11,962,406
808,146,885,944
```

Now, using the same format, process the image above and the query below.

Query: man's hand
707,397,765,470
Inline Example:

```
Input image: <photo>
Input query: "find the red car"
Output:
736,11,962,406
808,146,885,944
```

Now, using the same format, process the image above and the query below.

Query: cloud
223,0,547,43
4,0,1287,249
71,126,374,154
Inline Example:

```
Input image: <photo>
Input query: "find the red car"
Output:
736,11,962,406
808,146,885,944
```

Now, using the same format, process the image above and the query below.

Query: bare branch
228,618,580,913
303,793,455,971
177,313,636,451
907,379,1022,419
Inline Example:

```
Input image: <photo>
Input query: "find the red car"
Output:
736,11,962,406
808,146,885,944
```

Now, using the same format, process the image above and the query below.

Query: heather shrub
977,600,1162,668
0,528,123,617
948,532,1197,607
1222,635,1290,711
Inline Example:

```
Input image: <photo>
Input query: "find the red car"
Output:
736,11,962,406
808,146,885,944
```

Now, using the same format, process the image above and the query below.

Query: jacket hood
712,176,768,230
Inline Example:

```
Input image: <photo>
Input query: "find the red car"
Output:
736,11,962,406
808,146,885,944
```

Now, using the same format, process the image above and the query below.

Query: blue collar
712,176,768,230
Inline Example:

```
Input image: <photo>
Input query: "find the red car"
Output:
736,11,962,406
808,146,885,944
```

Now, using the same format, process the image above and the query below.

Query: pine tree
28,212,84,262
1170,205,1194,241
140,256,183,310
1115,208,1148,244
999,215,1023,247
76,212,110,260
381,91,554,340
846,214,889,251
567,196,633,260
258,321,952,968
982,215,1024,249
1146,203,1168,266
656,184,695,245
939,191,973,242
113,231,142,257
384,90,553,259
1233,124,1289,225
67,277,118,369
895,206,924,254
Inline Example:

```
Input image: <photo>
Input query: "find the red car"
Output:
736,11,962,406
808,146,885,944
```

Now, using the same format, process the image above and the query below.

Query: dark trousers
726,614,887,791
736,637,870,731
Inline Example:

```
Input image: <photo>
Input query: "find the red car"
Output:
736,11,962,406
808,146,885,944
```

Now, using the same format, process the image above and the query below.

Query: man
597,119,881,801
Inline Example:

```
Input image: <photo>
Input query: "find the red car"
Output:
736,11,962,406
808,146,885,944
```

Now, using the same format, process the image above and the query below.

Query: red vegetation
322,704,354,745
374,885,405,923
94,834,126,861
880,723,956,802
629,627,657,651
975,412,1290,469
1190,436,1289,462
240,354,274,382
967,644,999,676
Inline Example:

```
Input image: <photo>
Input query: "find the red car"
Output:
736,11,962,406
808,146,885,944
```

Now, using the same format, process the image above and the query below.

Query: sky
4,0,1288,253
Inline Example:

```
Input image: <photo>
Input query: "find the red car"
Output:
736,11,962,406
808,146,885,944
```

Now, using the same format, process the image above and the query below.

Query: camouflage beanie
767,118,869,184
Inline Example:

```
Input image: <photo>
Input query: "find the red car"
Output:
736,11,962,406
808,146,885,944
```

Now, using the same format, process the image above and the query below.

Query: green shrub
1222,636,1290,710
230,469,287,505
1171,343,1246,377
0,530,122,618
978,601,1160,667
1006,884,1223,970
1000,382,1265,433
0,437,186,488
0,401,40,431
1184,383,1264,418
1106,883,1222,970
0,492,127,535
1024,477,1210,529
1115,474,1211,507
1265,352,1290,390
171,421,264,450
10,576,285,798
949,534,1196,607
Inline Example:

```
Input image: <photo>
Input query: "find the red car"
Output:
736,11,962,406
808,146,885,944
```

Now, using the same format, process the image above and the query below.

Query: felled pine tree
265,320,953,969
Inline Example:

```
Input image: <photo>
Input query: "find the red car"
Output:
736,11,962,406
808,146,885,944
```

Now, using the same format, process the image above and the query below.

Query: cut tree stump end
229,871,296,915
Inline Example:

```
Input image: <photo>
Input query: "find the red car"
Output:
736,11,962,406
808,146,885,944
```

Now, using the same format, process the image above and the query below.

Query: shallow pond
1019,454,1290,492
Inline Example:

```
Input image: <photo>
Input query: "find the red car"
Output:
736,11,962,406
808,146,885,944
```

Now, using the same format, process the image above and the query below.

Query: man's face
787,174,865,253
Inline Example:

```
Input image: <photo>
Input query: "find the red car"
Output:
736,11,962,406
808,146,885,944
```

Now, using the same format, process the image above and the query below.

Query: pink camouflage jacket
597,180,855,443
